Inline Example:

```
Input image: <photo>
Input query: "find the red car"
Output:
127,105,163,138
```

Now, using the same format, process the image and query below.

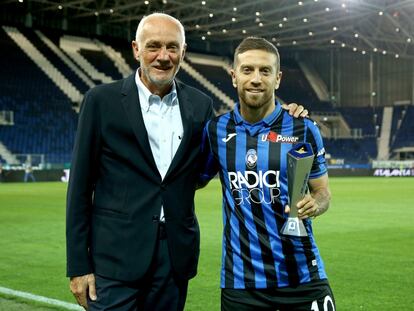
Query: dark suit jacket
66,73,213,282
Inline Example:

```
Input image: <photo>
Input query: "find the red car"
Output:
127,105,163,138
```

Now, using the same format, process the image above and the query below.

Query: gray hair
135,13,186,47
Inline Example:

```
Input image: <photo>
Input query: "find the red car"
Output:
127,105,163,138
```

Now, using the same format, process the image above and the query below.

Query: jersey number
310,295,335,311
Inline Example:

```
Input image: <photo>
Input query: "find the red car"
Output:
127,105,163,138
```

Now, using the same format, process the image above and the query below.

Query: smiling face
132,15,186,96
231,49,282,112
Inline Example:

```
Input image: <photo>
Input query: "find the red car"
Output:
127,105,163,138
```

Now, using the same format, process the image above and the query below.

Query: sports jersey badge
245,149,258,169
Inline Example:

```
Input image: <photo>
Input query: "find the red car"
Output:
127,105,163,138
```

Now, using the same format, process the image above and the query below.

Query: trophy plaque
281,142,315,237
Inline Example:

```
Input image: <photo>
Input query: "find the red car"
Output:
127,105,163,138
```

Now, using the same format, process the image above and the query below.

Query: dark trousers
88,223,188,311
221,281,335,311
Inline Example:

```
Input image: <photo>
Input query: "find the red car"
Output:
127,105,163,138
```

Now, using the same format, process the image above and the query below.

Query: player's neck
239,101,275,124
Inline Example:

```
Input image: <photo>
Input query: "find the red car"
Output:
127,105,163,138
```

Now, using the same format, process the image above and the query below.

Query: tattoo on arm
312,188,331,217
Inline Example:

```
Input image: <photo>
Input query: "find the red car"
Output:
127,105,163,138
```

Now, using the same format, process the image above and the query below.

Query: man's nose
251,71,261,84
157,46,169,61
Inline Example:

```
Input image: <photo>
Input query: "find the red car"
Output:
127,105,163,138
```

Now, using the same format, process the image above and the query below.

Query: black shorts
221,280,335,311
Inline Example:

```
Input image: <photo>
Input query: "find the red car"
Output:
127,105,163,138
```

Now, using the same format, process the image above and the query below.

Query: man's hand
284,175,331,220
70,273,97,310
297,194,318,219
284,194,318,220
282,103,309,118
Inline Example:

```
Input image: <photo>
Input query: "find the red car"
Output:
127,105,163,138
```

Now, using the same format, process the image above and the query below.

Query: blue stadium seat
0,27,77,164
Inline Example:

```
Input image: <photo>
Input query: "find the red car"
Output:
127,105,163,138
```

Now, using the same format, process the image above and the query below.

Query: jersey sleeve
197,120,220,188
306,119,328,179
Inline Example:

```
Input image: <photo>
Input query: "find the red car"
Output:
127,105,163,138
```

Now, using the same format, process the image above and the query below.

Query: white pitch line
0,286,83,310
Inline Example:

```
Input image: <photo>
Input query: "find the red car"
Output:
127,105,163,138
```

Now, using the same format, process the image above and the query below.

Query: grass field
0,177,413,310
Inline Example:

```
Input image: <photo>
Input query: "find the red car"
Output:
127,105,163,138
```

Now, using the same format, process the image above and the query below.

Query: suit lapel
121,74,159,174
164,81,194,180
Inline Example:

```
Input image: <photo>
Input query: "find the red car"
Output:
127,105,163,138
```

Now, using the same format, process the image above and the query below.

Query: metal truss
2,0,413,58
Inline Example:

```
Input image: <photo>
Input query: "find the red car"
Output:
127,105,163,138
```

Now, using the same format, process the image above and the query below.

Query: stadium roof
3,0,414,59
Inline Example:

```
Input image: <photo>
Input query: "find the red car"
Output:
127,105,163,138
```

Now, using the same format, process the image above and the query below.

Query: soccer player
199,37,335,311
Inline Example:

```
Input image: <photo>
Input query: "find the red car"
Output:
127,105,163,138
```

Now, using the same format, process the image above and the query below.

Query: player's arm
196,121,219,189
296,174,331,220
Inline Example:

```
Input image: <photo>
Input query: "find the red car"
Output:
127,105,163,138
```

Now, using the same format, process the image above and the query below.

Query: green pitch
0,177,413,310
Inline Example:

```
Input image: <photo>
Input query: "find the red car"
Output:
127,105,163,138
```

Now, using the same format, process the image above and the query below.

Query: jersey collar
233,101,283,127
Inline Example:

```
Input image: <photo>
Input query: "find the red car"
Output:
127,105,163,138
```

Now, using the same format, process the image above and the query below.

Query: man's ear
231,69,237,88
181,43,187,60
275,71,283,90
131,41,139,61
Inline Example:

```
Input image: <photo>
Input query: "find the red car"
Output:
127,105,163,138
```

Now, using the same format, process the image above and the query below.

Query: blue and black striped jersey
199,102,328,289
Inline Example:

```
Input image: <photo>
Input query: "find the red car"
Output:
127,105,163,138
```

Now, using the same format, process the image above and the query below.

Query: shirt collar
233,100,283,127
135,69,178,110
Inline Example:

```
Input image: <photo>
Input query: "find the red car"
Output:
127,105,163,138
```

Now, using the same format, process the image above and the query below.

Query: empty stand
392,106,414,148
185,58,236,101
36,30,95,90
278,58,320,107
339,107,382,137
80,49,123,81
180,60,233,113
3,26,82,103
0,27,77,164
1,25,413,166
94,39,133,78
324,137,377,164
21,28,91,94
60,35,114,84
176,69,226,114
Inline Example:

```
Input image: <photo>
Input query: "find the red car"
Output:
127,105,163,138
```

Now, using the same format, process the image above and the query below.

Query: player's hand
297,194,318,219
284,195,318,220
282,103,309,118
70,273,97,310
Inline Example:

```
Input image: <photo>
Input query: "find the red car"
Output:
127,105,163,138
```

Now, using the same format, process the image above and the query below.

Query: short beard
239,91,273,109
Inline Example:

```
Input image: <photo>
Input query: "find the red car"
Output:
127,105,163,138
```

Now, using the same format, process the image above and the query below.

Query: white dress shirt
135,70,183,221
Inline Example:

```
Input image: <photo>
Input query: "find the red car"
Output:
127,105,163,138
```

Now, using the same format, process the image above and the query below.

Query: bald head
135,13,185,48
131,12,186,97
